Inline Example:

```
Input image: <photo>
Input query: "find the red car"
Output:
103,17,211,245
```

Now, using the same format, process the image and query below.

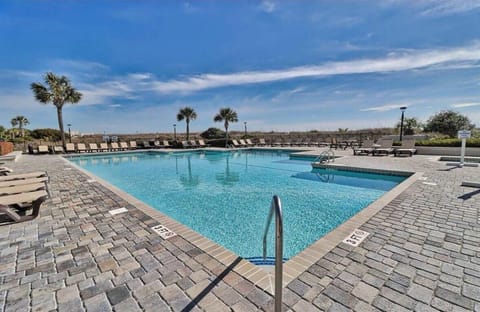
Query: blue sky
1,0,480,134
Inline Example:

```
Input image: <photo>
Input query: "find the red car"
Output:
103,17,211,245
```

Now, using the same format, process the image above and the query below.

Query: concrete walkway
1,151,479,311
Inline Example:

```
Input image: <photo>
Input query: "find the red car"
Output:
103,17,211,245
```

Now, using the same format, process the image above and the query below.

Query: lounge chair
245,139,254,147
129,141,137,150
231,140,242,148
151,141,162,148
198,140,209,147
37,145,49,154
180,141,191,148
65,143,76,153
0,183,47,196
373,139,394,156
110,142,120,151
119,142,129,151
140,141,152,149
98,143,108,152
0,167,13,176
258,139,267,146
0,172,48,182
330,138,347,150
163,141,171,148
353,140,374,156
0,177,49,188
76,143,87,153
0,190,49,223
239,139,249,147
89,143,99,152
394,139,416,157
52,146,64,153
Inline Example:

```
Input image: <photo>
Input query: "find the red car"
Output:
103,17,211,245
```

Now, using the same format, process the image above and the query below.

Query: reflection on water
215,156,240,186
179,157,200,188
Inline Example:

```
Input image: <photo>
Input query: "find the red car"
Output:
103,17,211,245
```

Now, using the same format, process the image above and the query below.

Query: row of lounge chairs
180,140,210,148
34,141,177,154
353,139,417,156
0,170,50,223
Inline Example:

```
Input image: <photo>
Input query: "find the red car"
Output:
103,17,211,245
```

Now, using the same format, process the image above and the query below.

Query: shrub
31,128,63,141
200,127,225,139
424,111,475,138
415,138,480,147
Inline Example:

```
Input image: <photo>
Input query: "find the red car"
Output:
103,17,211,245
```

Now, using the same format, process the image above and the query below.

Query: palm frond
30,83,52,104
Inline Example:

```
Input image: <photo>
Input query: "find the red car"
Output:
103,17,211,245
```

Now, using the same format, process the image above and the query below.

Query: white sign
151,224,177,239
458,130,471,139
343,229,370,247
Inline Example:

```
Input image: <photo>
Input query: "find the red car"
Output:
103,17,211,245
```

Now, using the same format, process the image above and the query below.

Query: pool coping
60,154,422,294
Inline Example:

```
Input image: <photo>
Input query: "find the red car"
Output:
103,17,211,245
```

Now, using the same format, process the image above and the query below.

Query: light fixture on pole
173,124,177,141
67,124,72,143
399,107,407,142
244,121,247,137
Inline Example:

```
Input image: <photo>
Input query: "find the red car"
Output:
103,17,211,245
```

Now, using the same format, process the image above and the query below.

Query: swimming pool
69,150,405,262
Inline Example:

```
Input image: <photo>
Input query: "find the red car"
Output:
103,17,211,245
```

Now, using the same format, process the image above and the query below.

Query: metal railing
313,149,335,164
262,195,283,312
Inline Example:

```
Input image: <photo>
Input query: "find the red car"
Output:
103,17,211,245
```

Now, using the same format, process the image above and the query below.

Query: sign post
457,130,471,167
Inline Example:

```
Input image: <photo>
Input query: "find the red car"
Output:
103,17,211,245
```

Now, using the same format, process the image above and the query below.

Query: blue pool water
69,150,405,261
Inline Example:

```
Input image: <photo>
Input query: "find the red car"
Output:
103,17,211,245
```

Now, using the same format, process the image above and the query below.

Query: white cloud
451,102,480,108
259,1,276,13
419,0,480,16
151,42,480,94
360,103,410,112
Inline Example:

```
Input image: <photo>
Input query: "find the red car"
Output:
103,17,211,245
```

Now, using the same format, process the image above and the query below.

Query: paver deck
1,150,479,311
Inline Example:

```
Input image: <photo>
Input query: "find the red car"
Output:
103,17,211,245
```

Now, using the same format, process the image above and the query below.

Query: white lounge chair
76,143,87,153
65,143,76,153
394,139,416,157
129,141,137,150
89,143,99,152
37,145,49,154
373,139,394,156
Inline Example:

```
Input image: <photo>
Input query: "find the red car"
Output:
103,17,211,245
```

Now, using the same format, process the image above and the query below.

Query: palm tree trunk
186,121,190,140
225,124,229,148
56,106,66,148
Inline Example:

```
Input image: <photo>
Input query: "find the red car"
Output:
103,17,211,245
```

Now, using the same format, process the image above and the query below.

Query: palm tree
10,116,29,138
31,72,82,148
177,107,197,140
214,108,238,147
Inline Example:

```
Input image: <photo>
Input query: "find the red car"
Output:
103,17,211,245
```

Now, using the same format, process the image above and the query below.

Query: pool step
245,256,287,266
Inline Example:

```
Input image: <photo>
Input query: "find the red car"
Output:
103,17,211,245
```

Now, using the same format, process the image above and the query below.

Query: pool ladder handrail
262,195,283,312
313,149,335,164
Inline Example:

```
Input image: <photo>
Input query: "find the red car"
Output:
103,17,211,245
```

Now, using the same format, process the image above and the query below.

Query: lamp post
399,107,407,142
244,121,247,137
173,124,177,141
67,124,72,143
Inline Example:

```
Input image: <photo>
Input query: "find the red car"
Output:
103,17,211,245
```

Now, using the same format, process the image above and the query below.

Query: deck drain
343,229,370,247
422,182,437,186
109,207,128,215
151,224,176,239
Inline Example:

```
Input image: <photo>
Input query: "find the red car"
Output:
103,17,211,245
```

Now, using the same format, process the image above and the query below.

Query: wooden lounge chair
180,141,191,149
353,140,374,155
89,143,99,152
77,143,87,153
119,142,129,151
99,143,109,152
245,139,254,147
140,141,152,149
0,190,49,223
37,145,49,154
0,183,47,196
0,172,48,182
258,139,267,146
0,177,49,188
110,142,120,151
373,139,394,156
198,140,209,148
52,146,64,154
394,139,416,157
163,141,171,148
65,143,76,153
129,141,137,150
152,141,162,148
189,140,199,148
239,139,248,147
231,140,242,148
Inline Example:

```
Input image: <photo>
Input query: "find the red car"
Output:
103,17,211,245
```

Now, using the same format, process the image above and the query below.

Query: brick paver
1,152,479,311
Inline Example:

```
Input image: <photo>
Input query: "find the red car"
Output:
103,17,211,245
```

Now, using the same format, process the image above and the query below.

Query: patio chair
76,143,87,153
110,142,120,151
394,139,416,157
231,140,242,148
0,190,49,223
37,145,49,154
129,141,137,150
180,141,191,148
119,142,129,150
88,143,99,152
258,138,267,146
245,139,255,147
99,143,109,152
198,140,209,148
373,139,394,156
65,143,76,153
353,140,374,156
152,141,162,148
239,139,249,147
0,177,49,188
0,171,48,182
163,141,171,148
52,146,64,154
140,141,152,149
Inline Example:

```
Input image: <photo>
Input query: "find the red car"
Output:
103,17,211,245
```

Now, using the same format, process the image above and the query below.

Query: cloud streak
451,102,480,108
151,43,480,94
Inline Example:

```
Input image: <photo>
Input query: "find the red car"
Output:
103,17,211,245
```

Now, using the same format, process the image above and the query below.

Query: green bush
415,138,480,147
31,128,63,141
200,127,225,139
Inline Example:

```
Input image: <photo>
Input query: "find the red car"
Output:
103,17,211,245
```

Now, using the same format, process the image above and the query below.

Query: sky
1,0,480,134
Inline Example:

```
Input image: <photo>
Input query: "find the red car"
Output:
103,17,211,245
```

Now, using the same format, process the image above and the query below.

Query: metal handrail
262,195,283,312
313,149,335,163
